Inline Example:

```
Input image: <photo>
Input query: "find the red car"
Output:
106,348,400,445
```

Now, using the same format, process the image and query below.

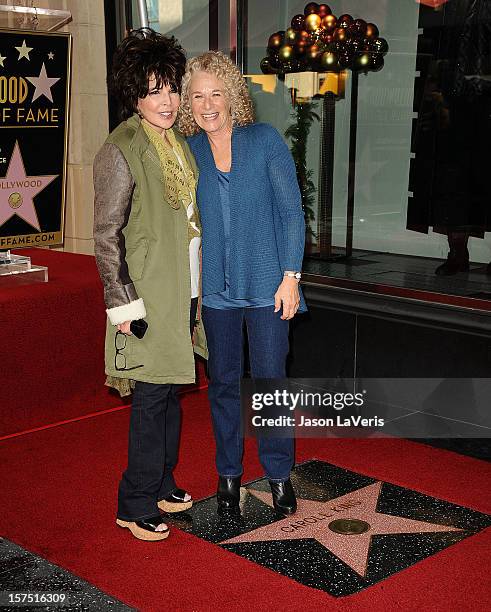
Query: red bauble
318,4,331,18
295,40,308,57
306,43,322,61
320,30,333,45
365,22,379,39
297,29,310,43
304,3,320,16
333,27,350,44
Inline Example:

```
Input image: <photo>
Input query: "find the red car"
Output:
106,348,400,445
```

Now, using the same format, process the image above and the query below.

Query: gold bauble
278,45,295,61
305,13,322,31
285,28,297,43
322,14,337,31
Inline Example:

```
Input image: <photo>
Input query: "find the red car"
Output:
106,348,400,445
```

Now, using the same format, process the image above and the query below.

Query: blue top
188,122,307,312
203,169,275,309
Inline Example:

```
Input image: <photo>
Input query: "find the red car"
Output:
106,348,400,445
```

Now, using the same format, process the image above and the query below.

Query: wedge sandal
158,488,193,513
116,515,169,541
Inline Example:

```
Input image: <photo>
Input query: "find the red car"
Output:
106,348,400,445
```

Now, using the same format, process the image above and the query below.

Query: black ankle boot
435,256,470,276
436,233,470,276
269,479,297,515
217,476,241,515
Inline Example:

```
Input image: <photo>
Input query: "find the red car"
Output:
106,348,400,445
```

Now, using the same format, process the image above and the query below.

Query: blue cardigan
188,123,307,311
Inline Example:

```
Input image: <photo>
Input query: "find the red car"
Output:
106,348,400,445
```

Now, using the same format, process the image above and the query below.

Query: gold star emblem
15,40,33,61
47,52,54,60
0,53,6,68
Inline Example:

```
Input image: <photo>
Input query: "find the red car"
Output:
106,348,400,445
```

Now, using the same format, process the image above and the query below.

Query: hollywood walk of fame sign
0,29,71,249
165,460,491,597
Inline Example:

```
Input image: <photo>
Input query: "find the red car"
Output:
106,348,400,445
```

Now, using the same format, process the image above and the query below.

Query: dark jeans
202,305,294,482
117,298,198,521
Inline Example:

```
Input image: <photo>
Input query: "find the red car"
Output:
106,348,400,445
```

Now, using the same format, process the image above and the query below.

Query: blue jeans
202,305,294,482
116,298,198,521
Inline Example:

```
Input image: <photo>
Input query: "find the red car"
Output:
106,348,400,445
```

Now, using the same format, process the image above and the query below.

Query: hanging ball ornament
285,27,297,44
370,54,384,72
351,18,368,37
291,14,305,31
278,45,295,62
297,29,310,43
338,49,354,69
321,14,337,32
319,51,339,71
337,14,353,29
318,4,331,18
320,30,333,45
268,32,284,50
260,57,277,74
295,40,308,57
306,43,322,62
333,27,350,43
268,51,281,69
305,13,322,31
348,36,363,53
371,37,389,55
304,3,320,15
365,23,379,39
281,60,295,73
353,52,371,71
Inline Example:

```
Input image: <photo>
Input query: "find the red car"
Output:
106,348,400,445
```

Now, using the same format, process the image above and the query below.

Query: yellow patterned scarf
143,122,200,243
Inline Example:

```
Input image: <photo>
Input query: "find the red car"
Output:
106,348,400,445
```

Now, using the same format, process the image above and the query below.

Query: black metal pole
236,0,248,72
318,92,336,257
209,0,218,50
346,70,359,258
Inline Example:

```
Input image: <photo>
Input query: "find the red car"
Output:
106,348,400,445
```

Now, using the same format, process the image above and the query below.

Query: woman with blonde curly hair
179,51,306,516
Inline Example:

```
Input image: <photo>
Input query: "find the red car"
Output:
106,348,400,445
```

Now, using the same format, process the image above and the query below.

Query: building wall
8,0,109,255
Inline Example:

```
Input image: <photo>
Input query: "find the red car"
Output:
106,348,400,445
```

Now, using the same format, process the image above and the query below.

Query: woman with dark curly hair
93,28,206,541
179,51,306,516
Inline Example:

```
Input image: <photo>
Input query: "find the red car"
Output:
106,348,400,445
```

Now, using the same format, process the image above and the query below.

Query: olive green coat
95,114,207,385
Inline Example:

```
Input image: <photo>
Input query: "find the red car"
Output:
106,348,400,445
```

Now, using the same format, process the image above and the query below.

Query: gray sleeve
93,143,146,324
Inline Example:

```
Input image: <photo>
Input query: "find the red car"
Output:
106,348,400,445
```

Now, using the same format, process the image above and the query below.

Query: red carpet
1,248,128,436
0,390,490,611
1,248,205,437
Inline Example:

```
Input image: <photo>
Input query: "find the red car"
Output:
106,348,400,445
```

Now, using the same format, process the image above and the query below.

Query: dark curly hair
109,28,186,120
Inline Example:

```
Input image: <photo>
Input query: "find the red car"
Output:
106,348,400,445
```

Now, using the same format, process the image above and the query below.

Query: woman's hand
274,277,300,320
117,320,132,335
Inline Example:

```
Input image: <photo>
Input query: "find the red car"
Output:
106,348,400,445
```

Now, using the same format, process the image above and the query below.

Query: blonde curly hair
178,51,255,136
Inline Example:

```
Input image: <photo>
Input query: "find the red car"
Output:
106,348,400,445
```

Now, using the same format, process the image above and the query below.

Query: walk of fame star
0,142,58,232
222,482,461,577
164,461,491,596
26,63,60,103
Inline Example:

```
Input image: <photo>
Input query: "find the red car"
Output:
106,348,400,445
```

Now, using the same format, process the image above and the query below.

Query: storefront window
242,1,491,306
133,0,211,57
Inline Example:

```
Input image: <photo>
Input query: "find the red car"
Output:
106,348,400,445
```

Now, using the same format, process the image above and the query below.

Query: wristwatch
284,271,302,280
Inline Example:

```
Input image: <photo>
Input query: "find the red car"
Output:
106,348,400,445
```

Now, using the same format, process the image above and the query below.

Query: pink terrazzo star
222,482,462,577
0,142,58,231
